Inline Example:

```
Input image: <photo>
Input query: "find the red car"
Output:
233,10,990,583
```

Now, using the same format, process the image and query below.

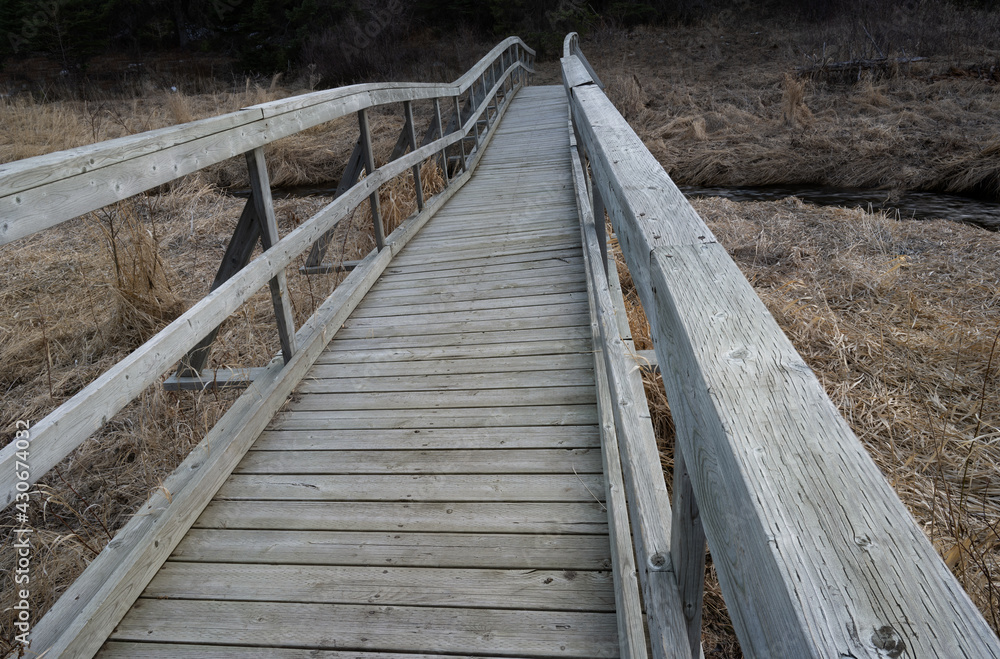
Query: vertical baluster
357,108,385,250
453,95,467,172
593,185,608,275
433,98,450,185
246,147,297,363
672,445,707,659
403,100,423,211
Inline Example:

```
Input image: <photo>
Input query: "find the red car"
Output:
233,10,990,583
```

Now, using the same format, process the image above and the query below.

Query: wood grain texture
232,448,604,475
102,644,537,659
570,125,689,658
108,601,617,658
145,563,615,610
216,473,605,501
250,426,600,451
171,529,612,569
565,45,1000,657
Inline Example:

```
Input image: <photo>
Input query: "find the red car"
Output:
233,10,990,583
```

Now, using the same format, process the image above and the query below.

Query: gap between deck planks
101,86,620,659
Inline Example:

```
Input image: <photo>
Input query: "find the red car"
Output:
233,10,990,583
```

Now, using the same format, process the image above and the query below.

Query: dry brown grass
581,22,1000,199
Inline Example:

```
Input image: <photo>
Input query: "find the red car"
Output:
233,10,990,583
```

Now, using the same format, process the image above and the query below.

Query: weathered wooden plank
359,287,588,310
171,529,612,569
217,473,605,501
334,313,590,339
365,273,586,300
286,387,595,411
324,326,593,351
341,301,587,328
589,302,648,659
373,261,584,290
232,448,603,475
269,405,599,430
571,128,690,659
347,291,590,318
193,501,609,534
309,353,591,376
316,339,592,364
109,601,618,658
298,368,595,393
388,241,582,268
101,643,535,659
379,255,583,281
379,249,582,276
145,563,615,610
251,427,601,452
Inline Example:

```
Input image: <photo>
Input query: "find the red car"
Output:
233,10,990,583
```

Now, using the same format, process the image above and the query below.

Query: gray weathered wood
404,100,424,210
144,563,615,610
172,529,611,569
163,366,268,391
564,37,1000,658
584,230,648,658
570,122,692,658
108,601,617,657
358,108,385,250
251,426,600,451
216,473,605,501
193,500,608,534
303,139,364,269
233,447,602,474
247,147,297,362
671,446,707,659
22,113,483,655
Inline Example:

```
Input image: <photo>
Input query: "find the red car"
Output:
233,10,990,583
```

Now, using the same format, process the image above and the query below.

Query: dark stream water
679,184,1000,231
235,183,1000,231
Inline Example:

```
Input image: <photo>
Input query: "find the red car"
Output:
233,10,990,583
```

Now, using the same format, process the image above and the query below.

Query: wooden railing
562,32,1000,659
1,38,533,658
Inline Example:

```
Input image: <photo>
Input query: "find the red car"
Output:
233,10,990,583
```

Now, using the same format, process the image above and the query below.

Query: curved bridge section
1,33,999,659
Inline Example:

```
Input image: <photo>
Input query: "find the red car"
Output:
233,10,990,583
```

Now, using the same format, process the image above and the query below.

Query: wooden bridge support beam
358,108,385,251
404,100,424,211
246,147,297,364
172,147,298,386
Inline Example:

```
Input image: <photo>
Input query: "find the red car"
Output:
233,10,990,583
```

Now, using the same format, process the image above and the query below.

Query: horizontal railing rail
0,38,535,510
562,31,1000,658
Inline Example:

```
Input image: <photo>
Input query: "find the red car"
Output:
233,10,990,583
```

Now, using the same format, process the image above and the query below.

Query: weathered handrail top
561,31,1000,658
0,37,534,245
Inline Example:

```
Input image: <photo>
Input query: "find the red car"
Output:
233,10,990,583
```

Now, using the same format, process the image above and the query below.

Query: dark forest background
0,0,994,86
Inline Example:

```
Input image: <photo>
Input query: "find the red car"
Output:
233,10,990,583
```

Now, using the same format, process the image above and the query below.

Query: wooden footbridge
2,35,999,658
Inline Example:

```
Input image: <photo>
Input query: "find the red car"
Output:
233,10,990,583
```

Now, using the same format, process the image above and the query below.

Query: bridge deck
98,86,621,657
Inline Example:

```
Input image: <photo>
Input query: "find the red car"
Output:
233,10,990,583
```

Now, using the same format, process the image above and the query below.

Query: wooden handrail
561,32,1000,658
0,38,534,510
0,37,535,246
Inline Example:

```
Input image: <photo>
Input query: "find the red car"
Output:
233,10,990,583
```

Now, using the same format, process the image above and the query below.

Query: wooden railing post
246,147,297,363
593,184,608,275
672,445,707,659
453,95,468,172
403,100,424,211
357,108,385,250
433,98,450,185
